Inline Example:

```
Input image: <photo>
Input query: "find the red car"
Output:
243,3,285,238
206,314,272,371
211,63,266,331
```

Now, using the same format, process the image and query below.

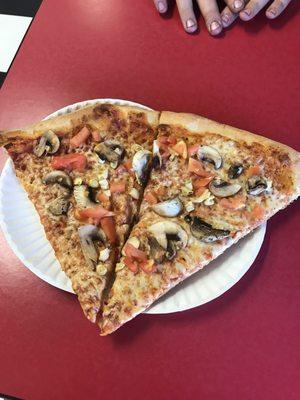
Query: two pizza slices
1,105,299,334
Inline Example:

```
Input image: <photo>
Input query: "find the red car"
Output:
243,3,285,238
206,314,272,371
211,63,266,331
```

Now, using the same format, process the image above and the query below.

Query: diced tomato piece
123,159,133,171
52,153,87,172
70,127,90,148
251,204,265,220
91,130,101,142
144,191,158,205
140,259,156,274
97,192,110,205
110,181,126,193
156,186,166,196
124,256,139,274
100,216,117,244
188,144,200,157
219,196,246,211
123,243,148,261
158,135,177,146
79,206,114,221
195,187,206,196
247,165,261,177
188,158,213,178
193,176,213,189
172,140,188,159
116,164,127,175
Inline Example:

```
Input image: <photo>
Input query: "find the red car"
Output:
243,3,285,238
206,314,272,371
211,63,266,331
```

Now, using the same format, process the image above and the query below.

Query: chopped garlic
99,179,109,190
98,158,106,164
130,188,139,200
131,144,144,153
98,168,109,180
184,179,193,191
74,177,83,186
96,263,107,276
185,201,195,212
204,197,215,206
114,147,123,155
122,236,140,256
115,262,125,272
99,248,110,262
89,179,99,188
192,189,211,203
110,161,118,169
103,189,111,197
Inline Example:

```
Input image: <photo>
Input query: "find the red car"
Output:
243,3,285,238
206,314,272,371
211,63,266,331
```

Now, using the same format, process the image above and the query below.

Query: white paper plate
0,99,266,314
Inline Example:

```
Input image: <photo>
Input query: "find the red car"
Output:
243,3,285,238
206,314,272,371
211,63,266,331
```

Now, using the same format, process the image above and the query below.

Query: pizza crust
0,104,160,146
159,111,300,196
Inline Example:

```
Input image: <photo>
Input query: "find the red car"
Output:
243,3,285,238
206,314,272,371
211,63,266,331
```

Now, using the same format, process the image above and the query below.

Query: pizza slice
100,111,300,335
0,103,159,322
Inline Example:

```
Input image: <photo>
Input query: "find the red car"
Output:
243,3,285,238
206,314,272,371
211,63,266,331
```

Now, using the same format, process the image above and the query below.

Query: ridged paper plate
0,99,266,314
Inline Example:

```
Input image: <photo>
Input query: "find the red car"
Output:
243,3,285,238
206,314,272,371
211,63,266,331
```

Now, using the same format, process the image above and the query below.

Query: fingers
239,0,269,21
176,0,198,33
197,0,223,36
221,6,239,27
266,0,292,19
153,0,168,13
224,0,246,12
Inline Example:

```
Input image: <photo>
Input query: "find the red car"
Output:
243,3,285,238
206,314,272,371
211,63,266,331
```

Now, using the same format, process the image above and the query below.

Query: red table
0,1,299,399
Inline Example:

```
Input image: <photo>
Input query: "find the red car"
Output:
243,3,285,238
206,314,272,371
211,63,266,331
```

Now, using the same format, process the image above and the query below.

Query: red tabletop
0,1,300,399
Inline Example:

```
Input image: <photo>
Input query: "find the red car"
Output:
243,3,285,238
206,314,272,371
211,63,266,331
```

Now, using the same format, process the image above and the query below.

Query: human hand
221,0,293,28
153,0,246,36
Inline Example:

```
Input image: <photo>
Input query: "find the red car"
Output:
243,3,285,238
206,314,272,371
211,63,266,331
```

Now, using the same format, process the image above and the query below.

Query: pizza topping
228,164,244,179
148,236,166,264
99,248,110,262
43,171,73,189
78,225,106,269
197,145,222,170
79,206,114,222
172,140,188,159
96,263,108,276
88,178,100,188
99,178,109,190
219,196,246,210
52,153,87,172
132,150,152,185
33,130,60,157
70,126,90,148
185,215,230,243
129,188,140,200
94,140,124,164
152,197,183,217
110,181,126,194
188,158,213,178
185,201,195,213
144,191,158,204
188,144,200,157
74,185,95,208
100,217,117,244
91,130,101,142
148,221,188,251
193,176,214,189
247,176,268,196
152,140,162,170
123,243,148,261
74,177,83,186
209,178,242,198
48,196,70,216
247,165,261,177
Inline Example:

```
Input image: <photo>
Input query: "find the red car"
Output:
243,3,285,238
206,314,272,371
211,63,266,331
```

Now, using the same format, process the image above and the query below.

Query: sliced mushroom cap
132,150,152,185
74,185,97,208
247,176,268,196
148,221,188,250
33,130,60,157
48,197,70,216
94,140,124,163
78,225,106,269
209,178,242,198
152,197,183,218
185,215,230,243
228,164,244,179
43,171,73,189
152,140,162,170
148,236,166,264
197,145,222,170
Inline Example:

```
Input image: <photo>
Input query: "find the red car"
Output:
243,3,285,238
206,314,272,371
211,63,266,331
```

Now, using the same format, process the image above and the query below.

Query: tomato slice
247,165,261,177
100,216,117,244
219,196,246,211
193,176,213,189
124,256,139,274
70,127,90,147
188,144,200,157
110,181,126,193
144,191,158,205
188,158,212,178
140,259,156,274
123,243,147,261
172,140,187,159
194,187,206,196
91,130,101,142
79,206,114,221
52,153,87,172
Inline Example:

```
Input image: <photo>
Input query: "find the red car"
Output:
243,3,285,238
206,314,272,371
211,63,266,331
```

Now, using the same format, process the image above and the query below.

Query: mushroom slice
228,164,244,179
148,236,166,264
148,221,188,251
132,150,152,185
78,225,106,269
33,130,60,157
209,178,241,198
152,197,183,218
185,215,230,243
247,176,268,196
74,185,97,208
48,197,70,216
197,145,222,170
152,140,162,170
43,171,73,189
94,140,124,163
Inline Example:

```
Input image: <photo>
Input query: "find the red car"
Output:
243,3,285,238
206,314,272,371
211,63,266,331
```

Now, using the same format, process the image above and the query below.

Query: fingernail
222,14,230,25
241,9,251,18
234,0,243,10
210,21,221,33
186,18,196,29
157,1,165,13
267,8,277,17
